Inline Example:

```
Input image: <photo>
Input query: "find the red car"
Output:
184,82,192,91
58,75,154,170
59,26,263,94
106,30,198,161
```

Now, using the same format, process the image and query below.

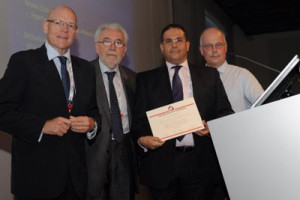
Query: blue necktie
172,66,184,141
58,56,70,101
106,72,124,142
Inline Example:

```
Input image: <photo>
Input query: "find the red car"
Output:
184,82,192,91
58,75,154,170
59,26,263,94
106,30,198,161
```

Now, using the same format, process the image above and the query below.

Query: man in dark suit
85,23,137,200
132,24,233,200
0,5,100,200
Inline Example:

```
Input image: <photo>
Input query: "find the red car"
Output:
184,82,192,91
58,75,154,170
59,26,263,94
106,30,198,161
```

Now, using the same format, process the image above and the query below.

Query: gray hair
199,27,227,46
94,23,129,44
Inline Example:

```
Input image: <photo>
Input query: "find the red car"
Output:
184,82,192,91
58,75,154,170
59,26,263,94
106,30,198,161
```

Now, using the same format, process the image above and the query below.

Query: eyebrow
102,37,122,41
165,36,183,39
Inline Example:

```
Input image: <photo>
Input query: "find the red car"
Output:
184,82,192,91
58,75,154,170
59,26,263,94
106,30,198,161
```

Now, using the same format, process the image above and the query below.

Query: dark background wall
233,26,300,90
172,0,300,91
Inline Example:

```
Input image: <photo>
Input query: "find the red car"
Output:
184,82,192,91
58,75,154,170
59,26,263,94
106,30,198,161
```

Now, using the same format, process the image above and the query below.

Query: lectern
209,55,300,200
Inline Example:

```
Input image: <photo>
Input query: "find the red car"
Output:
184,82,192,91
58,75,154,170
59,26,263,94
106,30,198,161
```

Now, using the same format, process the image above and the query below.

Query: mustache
107,51,117,56
210,52,221,57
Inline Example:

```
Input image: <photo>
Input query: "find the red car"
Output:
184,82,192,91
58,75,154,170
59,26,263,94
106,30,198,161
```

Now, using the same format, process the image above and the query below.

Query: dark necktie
172,66,183,102
106,71,124,142
58,56,70,100
172,66,184,141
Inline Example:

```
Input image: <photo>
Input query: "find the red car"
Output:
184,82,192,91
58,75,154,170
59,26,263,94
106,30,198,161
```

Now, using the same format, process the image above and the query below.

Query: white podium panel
209,94,300,200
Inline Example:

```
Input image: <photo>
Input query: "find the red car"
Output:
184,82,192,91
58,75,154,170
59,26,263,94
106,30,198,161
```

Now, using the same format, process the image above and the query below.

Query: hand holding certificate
146,98,204,141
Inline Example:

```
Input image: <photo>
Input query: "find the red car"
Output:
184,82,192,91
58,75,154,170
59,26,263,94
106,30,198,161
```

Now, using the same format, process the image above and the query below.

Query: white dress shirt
216,61,264,112
39,41,96,142
46,41,72,79
99,60,130,137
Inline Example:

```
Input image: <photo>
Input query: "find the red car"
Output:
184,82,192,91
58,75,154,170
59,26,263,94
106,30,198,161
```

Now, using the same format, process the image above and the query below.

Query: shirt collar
98,59,120,74
166,60,189,71
45,41,71,61
216,60,229,74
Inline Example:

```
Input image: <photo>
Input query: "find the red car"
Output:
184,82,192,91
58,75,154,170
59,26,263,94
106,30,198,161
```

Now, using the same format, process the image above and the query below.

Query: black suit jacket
85,59,137,199
0,45,100,199
132,63,233,189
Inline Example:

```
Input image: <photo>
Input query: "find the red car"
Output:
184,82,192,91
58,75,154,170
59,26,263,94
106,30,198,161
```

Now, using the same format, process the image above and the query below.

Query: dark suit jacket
85,59,137,199
132,63,233,189
0,45,100,199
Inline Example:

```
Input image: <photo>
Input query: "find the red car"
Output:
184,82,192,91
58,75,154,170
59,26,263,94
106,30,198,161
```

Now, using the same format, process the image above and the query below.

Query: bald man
0,5,100,200
199,27,264,112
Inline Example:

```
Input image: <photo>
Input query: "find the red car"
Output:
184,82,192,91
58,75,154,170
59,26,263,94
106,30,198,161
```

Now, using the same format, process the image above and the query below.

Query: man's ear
43,21,48,34
199,46,204,56
160,43,164,54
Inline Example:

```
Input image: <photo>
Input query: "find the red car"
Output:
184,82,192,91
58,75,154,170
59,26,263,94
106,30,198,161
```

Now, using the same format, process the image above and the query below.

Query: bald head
200,27,226,46
199,27,227,68
47,5,77,23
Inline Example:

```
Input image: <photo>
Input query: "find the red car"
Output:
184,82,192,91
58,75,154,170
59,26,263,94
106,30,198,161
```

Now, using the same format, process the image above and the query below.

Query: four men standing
0,4,265,200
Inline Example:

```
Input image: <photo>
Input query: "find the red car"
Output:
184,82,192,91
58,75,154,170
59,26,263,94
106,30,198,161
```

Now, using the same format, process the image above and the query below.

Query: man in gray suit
85,23,137,200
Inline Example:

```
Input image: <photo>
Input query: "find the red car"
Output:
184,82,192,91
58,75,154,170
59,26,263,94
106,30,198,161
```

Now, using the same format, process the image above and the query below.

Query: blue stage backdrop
0,0,134,77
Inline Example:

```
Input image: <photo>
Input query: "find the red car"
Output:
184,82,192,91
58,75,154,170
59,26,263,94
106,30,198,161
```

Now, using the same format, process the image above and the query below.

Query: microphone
228,53,281,73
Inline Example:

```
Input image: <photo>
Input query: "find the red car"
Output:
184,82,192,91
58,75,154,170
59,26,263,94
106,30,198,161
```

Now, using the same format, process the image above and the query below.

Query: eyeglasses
162,37,186,45
97,40,125,48
47,19,78,31
201,42,225,50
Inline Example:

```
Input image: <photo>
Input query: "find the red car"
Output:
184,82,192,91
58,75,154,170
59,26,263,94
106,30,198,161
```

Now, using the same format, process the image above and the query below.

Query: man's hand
138,136,165,150
70,116,95,133
195,120,210,136
42,117,71,137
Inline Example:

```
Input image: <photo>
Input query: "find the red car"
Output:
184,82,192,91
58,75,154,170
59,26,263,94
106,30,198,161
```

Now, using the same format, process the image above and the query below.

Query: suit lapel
71,58,81,112
38,46,68,106
93,60,111,123
189,63,201,100
159,65,173,104
189,63,206,113
119,66,133,126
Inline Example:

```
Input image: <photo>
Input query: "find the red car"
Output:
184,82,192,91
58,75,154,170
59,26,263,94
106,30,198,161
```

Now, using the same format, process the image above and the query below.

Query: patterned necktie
172,65,183,102
172,66,184,141
58,56,70,100
106,71,124,142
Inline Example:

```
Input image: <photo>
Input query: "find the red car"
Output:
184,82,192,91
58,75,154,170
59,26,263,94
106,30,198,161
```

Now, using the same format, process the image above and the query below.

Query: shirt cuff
38,132,43,142
86,120,98,140
137,140,148,152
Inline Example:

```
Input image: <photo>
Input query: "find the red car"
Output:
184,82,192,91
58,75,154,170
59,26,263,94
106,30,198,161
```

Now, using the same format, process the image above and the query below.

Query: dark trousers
107,136,135,200
15,175,82,200
149,148,215,200
85,135,136,200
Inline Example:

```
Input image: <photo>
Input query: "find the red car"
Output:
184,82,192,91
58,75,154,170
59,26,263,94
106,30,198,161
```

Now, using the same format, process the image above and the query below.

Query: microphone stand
231,53,296,101
231,53,281,73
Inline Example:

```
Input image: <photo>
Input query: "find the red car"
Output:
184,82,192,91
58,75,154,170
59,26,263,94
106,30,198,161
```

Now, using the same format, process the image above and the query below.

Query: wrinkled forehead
100,28,125,41
203,30,226,44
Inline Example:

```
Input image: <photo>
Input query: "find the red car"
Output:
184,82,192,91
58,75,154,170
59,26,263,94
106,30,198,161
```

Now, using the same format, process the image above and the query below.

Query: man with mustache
85,23,137,200
199,27,264,112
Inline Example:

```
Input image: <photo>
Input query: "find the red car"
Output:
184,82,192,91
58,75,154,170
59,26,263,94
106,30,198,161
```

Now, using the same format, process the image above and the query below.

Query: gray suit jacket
85,58,137,200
